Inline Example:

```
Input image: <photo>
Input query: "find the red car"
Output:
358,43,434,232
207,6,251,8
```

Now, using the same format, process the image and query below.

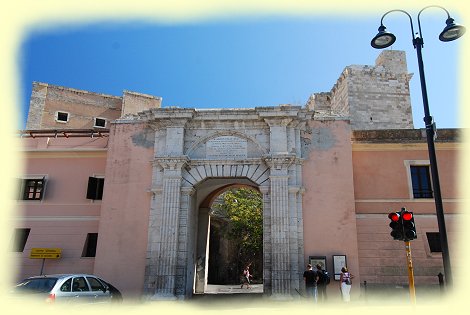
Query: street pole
371,4,465,290
405,241,416,304
414,36,452,286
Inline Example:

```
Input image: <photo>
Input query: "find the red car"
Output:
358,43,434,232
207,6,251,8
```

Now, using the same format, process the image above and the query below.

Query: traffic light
402,210,417,241
388,211,403,240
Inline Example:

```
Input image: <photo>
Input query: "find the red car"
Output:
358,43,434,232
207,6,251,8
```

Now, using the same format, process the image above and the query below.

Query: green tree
211,188,263,277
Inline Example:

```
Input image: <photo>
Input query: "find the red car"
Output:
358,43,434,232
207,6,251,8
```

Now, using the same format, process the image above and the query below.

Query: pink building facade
11,50,462,300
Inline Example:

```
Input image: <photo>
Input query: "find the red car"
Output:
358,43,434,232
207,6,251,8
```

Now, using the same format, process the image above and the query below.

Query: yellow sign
30,248,62,259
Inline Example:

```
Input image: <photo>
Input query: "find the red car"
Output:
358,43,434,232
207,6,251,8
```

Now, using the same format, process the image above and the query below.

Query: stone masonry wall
25,82,48,130
308,50,414,130
25,82,163,130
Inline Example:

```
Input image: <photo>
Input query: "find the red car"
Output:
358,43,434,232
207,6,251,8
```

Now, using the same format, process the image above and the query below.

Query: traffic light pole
405,241,416,304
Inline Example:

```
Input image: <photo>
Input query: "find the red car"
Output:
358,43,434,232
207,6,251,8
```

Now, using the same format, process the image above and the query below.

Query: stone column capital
263,154,297,170
154,156,190,170
181,186,196,196
288,186,300,193
259,185,270,195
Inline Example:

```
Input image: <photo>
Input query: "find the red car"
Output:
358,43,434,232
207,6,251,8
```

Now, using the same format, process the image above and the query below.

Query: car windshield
15,278,58,293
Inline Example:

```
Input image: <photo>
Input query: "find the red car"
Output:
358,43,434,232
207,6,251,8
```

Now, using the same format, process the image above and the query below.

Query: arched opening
193,179,264,295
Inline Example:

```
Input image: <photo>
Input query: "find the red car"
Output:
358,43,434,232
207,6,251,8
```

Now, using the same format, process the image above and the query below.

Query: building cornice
352,142,461,151
21,150,107,158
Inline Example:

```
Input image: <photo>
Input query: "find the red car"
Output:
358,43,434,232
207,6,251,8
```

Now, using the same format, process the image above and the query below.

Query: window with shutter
410,165,433,198
82,233,99,257
18,177,46,200
86,177,104,200
426,232,442,253
12,228,31,252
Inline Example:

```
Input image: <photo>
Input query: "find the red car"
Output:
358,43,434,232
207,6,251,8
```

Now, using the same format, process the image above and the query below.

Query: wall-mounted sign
30,248,62,259
309,256,327,270
333,255,347,281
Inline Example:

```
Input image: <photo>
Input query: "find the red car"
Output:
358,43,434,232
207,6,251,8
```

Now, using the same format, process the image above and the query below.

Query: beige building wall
302,119,360,297
92,122,154,298
12,134,108,279
352,129,461,286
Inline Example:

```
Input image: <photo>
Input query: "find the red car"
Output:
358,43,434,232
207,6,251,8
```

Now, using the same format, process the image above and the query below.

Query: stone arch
181,160,270,187
199,182,259,208
194,180,264,292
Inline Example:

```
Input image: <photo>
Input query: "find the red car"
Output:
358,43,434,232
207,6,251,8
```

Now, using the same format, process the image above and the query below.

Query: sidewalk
203,284,264,294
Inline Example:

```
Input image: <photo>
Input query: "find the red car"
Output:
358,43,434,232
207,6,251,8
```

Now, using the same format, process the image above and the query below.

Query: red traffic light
388,212,400,222
402,211,413,221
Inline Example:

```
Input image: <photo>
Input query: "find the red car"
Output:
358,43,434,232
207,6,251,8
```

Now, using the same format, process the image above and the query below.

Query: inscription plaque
206,136,247,159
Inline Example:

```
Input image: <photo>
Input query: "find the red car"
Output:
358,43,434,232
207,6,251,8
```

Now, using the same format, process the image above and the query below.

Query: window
82,233,98,257
94,117,106,128
12,228,30,252
410,165,433,198
426,232,442,253
60,278,72,292
19,177,45,200
86,176,104,200
86,277,106,291
72,277,89,292
55,111,69,123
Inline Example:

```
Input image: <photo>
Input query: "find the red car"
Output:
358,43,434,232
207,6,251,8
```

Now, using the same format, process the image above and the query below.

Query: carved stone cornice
151,118,191,130
136,108,195,129
262,117,293,128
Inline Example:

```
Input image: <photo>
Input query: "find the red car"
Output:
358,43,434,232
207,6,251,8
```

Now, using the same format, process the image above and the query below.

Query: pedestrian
339,266,354,302
240,264,253,289
303,264,318,302
316,263,329,302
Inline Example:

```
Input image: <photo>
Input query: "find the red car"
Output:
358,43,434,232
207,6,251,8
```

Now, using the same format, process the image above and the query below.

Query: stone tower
307,50,414,130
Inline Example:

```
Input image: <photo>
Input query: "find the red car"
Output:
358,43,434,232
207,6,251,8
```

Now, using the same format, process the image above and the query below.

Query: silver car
13,274,122,304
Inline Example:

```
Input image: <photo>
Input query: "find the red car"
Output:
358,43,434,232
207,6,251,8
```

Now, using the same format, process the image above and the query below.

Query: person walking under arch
241,264,253,289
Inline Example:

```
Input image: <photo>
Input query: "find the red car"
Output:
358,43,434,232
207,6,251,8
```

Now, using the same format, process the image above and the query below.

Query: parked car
12,274,123,304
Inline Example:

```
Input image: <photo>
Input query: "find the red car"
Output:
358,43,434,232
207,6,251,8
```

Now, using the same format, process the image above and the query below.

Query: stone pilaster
269,174,290,297
148,157,189,299
288,186,300,293
175,186,195,298
264,156,296,299
263,118,292,155
259,185,272,294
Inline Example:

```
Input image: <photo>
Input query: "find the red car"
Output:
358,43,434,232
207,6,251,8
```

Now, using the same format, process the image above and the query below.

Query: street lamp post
370,6,465,287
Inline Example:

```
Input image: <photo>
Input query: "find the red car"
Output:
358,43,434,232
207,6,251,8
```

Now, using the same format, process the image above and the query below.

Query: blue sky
19,10,465,129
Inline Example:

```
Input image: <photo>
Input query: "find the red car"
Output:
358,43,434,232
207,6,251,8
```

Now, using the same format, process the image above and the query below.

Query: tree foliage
211,188,263,267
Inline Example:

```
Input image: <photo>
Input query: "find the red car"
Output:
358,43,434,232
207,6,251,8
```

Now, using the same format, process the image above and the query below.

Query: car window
86,277,106,292
16,278,58,293
72,277,90,292
60,278,72,292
